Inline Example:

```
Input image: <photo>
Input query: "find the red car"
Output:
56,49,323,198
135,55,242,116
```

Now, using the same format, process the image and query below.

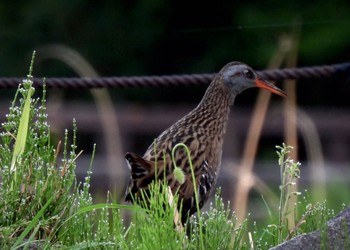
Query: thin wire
169,20,348,33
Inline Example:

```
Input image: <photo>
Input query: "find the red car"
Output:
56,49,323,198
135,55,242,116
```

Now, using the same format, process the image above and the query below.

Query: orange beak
255,78,287,97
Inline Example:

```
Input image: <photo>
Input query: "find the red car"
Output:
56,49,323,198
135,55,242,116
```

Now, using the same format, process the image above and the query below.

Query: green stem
172,143,204,250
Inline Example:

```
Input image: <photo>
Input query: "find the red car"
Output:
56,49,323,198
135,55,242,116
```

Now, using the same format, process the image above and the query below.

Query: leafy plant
275,143,301,243
0,53,96,248
251,144,337,249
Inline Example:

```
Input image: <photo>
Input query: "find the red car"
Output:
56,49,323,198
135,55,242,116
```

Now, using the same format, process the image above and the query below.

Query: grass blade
10,82,33,173
11,196,54,249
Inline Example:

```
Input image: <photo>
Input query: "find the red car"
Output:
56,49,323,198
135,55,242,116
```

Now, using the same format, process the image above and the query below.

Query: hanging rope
0,63,349,89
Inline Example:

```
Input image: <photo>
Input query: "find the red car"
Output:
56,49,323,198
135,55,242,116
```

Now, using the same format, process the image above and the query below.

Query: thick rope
0,63,348,89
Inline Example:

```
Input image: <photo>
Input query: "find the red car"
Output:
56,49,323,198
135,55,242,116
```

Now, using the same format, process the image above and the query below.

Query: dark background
0,1,349,104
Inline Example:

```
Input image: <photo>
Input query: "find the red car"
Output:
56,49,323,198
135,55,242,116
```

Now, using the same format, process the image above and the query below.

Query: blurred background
0,0,349,222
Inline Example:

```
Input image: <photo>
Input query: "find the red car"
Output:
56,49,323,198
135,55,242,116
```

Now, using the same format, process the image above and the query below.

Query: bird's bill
255,78,287,97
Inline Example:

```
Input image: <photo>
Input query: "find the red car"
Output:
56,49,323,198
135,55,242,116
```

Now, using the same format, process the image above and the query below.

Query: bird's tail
124,152,154,202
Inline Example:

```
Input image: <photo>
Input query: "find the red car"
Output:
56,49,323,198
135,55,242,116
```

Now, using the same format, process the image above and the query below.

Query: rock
271,206,350,250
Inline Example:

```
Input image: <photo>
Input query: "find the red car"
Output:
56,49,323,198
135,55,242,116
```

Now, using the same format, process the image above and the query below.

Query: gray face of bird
221,62,287,98
221,62,258,96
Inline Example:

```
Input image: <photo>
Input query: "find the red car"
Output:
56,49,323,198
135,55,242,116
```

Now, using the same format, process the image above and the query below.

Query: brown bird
125,61,286,223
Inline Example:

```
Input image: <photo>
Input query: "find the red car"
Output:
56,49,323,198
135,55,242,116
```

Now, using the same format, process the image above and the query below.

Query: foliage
0,55,96,248
250,144,337,249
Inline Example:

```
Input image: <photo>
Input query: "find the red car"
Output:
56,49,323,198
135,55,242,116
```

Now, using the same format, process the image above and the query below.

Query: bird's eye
243,69,254,79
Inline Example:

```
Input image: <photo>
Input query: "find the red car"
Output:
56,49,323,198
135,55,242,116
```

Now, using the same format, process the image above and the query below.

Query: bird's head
221,61,287,97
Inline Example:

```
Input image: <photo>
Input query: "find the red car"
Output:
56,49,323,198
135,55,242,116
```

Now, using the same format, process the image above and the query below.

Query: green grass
0,58,347,249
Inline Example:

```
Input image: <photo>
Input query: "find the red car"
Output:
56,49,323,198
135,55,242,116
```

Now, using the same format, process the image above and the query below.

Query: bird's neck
194,80,235,136
199,80,234,113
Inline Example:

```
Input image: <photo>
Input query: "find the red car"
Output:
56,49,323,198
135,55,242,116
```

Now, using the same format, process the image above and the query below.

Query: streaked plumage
125,61,286,223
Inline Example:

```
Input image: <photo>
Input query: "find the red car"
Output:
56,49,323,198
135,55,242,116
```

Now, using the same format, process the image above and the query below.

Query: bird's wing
177,158,217,220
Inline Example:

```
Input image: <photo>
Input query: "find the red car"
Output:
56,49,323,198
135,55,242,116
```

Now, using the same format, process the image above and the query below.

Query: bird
124,61,286,224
